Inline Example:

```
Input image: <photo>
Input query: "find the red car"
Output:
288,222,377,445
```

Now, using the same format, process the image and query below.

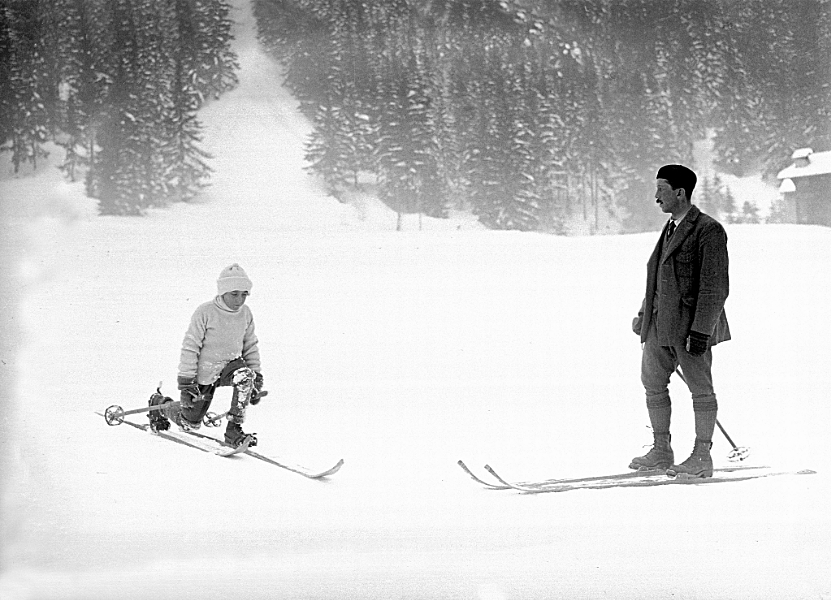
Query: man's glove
632,316,642,336
178,376,200,408
251,372,264,405
686,331,710,356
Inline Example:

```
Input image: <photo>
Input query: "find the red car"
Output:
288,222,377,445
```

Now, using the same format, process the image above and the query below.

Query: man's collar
671,206,692,224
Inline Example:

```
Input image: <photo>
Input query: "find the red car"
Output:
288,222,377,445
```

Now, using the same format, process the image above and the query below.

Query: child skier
149,263,264,447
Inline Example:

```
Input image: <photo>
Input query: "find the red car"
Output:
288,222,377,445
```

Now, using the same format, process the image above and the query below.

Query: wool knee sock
646,394,672,435
693,396,718,442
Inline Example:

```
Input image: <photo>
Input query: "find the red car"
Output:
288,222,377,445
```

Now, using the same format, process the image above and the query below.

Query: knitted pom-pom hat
217,263,253,295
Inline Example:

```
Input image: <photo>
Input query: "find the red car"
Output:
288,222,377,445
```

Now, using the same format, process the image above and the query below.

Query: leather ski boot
225,421,257,448
629,432,673,471
668,439,713,478
174,411,201,432
147,391,171,432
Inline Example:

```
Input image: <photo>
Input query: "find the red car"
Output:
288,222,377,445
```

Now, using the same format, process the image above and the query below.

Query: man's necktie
666,220,676,239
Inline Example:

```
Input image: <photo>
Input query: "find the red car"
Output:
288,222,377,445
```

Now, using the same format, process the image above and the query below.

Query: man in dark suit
630,164,730,478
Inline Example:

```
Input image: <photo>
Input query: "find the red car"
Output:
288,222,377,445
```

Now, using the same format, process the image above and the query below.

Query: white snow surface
1,2,830,599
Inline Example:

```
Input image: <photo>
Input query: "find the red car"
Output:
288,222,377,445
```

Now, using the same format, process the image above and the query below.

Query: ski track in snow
1,1,830,599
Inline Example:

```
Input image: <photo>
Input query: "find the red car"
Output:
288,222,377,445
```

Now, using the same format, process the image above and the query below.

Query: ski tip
216,435,253,457
327,458,345,475
305,458,345,479
482,464,506,482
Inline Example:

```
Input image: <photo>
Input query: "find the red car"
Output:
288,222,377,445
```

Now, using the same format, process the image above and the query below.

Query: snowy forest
0,0,239,215
2,0,830,231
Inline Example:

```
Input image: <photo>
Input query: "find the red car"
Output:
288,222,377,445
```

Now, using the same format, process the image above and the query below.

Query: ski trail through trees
196,0,353,231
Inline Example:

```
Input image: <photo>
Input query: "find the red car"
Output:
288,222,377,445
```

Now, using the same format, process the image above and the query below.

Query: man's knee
692,394,718,412
641,340,674,394
641,362,672,396
646,392,671,409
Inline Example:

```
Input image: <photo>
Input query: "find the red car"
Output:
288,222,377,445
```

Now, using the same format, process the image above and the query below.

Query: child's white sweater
178,296,261,384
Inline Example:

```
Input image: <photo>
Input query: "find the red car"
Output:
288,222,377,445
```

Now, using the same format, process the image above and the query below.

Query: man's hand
686,331,710,356
632,316,642,336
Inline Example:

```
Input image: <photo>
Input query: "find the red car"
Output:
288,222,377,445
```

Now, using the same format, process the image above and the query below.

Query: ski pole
714,419,750,461
103,382,179,426
104,400,181,426
203,410,228,427
716,420,737,448
203,390,268,426
673,366,750,461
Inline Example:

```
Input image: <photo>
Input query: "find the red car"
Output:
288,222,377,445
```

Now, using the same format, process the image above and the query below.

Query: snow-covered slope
1,1,829,599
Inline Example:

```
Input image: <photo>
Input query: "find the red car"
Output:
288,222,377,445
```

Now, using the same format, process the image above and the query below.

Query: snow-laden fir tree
1,0,49,173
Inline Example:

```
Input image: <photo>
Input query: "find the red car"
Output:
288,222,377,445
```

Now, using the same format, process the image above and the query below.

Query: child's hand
251,372,265,405
177,376,200,405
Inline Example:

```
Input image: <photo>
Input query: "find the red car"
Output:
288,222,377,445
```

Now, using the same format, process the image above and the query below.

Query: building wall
793,174,831,225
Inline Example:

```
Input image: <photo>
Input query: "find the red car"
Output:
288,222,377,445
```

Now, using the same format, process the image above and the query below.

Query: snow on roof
777,148,831,179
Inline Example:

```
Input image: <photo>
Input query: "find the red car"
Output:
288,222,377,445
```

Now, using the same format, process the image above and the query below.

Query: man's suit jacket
635,205,731,347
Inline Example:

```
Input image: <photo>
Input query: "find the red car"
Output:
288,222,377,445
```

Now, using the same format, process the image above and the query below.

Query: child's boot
174,412,202,432
147,391,171,432
224,421,257,447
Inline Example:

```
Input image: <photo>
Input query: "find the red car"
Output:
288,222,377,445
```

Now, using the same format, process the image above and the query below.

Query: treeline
254,0,831,232
0,0,238,215
696,175,760,224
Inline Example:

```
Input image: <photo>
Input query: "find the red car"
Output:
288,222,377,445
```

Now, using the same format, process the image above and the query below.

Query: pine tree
166,0,225,202
0,6,13,156
696,176,715,218
721,184,739,223
709,174,728,221
710,0,768,176
275,1,337,120
305,103,349,194
446,0,529,228
761,0,831,176
2,0,49,172
371,1,447,225
498,42,548,231
37,0,109,182
740,199,760,223
176,0,239,104
0,0,234,213
766,197,790,224
712,0,831,177
95,0,175,214
463,49,516,229
89,0,228,214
